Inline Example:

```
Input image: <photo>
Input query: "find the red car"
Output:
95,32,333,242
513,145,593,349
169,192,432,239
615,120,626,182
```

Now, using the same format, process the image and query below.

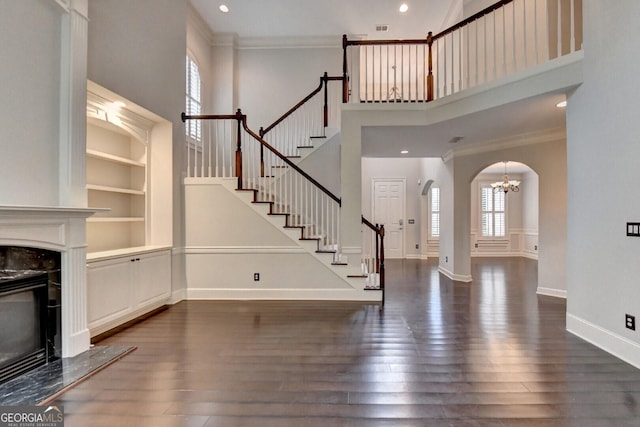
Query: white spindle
533,0,539,65
475,21,479,86
207,121,212,177
493,11,497,79
570,0,576,52
443,35,447,96
523,0,528,69
557,0,562,58
483,15,487,83
503,6,507,75
512,2,517,71
458,29,462,92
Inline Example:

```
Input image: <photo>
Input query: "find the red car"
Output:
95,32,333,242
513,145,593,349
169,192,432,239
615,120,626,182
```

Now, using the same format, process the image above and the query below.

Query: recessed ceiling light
399,3,409,13
400,150,409,154
556,100,567,108
219,4,229,13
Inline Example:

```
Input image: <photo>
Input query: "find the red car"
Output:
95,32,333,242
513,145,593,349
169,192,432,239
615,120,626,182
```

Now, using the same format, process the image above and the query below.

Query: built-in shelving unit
86,81,174,338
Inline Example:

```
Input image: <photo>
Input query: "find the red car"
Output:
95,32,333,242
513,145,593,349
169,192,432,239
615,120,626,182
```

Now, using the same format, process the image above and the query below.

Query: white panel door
373,179,405,259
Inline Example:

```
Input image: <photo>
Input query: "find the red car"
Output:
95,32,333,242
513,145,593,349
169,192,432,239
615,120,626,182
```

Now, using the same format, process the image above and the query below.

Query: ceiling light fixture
556,100,567,108
400,150,409,154
219,4,229,13
399,3,409,13
490,161,520,193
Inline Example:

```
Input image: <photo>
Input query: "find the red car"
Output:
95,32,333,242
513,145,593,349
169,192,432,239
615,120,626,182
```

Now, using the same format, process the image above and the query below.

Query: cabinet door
134,250,171,307
87,257,132,328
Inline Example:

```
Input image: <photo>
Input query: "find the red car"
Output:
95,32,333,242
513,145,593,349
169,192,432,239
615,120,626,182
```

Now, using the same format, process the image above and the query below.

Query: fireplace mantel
0,205,103,357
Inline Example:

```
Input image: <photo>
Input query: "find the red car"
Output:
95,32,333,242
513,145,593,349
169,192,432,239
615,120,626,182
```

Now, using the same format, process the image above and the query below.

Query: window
185,54,201,142
481,186,505,237
430,187,440,238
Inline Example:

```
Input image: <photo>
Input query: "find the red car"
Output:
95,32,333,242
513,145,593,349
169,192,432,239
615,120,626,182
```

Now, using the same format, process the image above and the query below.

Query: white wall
441,136,565,289
184,180,376,300
362,158,424,259
87,0,187,297
236,46,342,131
0,1,62,206
566,0,640,368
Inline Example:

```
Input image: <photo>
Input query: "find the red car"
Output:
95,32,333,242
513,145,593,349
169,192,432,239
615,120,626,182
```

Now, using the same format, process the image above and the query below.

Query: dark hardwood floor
53,258,640,426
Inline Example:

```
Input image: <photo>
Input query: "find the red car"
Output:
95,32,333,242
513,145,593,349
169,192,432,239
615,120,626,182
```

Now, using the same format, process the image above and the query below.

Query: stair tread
297,145,314,149
348,274,368,278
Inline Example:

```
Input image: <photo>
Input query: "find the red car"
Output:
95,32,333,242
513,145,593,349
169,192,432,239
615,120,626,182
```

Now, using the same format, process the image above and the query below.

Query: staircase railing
342,0,582,103
259,73,344,157
183,110,342,252
362,216,385,299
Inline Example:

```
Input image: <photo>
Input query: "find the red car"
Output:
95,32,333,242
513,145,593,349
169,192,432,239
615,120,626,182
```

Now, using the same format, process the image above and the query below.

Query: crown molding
442,127,566,162
236,35,342,50
211,33,238,47
188,4,215,45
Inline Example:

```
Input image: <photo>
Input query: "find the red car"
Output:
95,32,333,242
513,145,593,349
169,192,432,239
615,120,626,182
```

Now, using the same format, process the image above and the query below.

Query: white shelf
87,217,145,223
87,184,145,196
87,149,145,168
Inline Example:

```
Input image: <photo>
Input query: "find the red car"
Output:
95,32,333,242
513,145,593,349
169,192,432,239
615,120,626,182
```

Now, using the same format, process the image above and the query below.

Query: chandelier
490,161,520,193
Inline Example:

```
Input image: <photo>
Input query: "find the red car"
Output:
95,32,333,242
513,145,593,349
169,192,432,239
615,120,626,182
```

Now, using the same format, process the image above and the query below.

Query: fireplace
0,247,62,384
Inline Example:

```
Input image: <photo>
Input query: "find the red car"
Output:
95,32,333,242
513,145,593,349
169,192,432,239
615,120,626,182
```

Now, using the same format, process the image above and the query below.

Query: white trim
170,288,187,305
567,313,640,370
188,4,215,44
184,246,305,254
372,177,406,259
236,36,341,50
186,288,382,302
443,127,566,162
438,265,472,283
537,287,567,299
405,254,428,260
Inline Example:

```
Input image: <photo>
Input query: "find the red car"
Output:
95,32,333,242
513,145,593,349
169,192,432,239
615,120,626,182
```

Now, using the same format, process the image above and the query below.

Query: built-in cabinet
87,249,171,337
86,118,147,252
85,81,173,338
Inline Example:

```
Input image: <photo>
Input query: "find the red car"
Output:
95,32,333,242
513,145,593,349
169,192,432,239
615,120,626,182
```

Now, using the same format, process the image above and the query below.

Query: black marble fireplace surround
0,246,62,384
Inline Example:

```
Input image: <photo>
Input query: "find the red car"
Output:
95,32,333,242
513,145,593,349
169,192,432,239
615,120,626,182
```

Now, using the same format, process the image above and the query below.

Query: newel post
235,109,243,189
342,34,349,103
322,72,329,128
258,127,265,177
427,32,434,102
379,224,385,291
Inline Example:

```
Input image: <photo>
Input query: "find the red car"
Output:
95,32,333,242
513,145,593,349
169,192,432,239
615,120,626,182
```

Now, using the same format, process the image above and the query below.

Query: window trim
479,181,507,239
429,186,440,240
185,53,202,145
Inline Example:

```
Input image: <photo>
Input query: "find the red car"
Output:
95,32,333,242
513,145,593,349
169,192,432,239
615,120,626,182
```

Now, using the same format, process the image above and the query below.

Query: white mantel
0,205,101,357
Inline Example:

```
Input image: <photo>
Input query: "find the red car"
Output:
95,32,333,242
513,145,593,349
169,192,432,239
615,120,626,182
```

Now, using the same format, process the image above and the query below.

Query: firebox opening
0,247,62,384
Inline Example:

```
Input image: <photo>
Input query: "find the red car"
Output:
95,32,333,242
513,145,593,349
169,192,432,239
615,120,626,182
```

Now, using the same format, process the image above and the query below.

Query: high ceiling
189,0,458,40
189,0,571,160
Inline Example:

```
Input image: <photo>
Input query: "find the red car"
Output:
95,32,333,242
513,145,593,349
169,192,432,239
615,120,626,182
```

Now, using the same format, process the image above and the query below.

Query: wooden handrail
260,73,344,138
182,111,342,206
242,118,342,206
432,0,514,40
342,0,518,103
362,215,385,303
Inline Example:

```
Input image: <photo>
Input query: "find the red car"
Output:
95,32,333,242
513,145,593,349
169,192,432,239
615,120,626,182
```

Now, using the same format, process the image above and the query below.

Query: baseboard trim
186,288,382,302
536,287,567,299
567,313,640,370
405,254,429,260
438,266,472,283
170,288,187,304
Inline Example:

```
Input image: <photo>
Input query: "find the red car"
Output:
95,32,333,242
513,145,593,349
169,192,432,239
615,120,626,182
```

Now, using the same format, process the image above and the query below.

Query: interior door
373,179,405,259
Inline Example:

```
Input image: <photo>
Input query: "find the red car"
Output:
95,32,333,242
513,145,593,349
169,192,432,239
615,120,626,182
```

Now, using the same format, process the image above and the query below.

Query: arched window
185,54,201,142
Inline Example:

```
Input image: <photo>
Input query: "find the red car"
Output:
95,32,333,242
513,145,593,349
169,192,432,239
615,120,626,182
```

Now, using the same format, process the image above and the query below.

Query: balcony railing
343,0,582,103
